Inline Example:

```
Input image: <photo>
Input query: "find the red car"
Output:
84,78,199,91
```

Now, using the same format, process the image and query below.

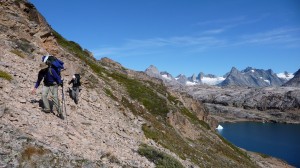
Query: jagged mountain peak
283,69,300,87
219,67,285,87
145,65,159,73
230,66,240,74
242,66,255,72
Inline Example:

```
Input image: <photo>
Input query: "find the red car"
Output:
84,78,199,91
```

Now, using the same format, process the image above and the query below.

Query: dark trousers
71,87,79,104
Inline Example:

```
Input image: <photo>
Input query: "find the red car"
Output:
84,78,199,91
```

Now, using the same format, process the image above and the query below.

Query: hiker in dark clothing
68,74,81,104
31,64,64,119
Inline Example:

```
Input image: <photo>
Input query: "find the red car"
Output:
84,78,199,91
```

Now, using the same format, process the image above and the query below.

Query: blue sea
217,122,300,168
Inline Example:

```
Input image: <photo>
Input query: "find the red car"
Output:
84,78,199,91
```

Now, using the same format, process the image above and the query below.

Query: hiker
31,56,64,120
68,74,81,104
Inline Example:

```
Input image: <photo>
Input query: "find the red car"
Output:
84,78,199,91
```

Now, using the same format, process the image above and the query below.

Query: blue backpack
43,55,64,76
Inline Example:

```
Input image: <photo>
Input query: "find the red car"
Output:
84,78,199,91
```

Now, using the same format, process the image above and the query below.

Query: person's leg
71,87,76,100
74,87,79,104
51,85,63,119
42,86,50,112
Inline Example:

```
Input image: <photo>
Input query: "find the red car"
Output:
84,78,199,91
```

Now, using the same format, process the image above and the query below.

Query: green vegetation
110,72,169,117
138,144,184,168
11,49,25,58
0,70,12,81
142,123,197,162
216,134,250,159
104,88,118,101
53,30,106,78
256,152,270,158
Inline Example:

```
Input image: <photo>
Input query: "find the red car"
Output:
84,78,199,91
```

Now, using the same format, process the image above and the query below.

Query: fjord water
217,122,300,167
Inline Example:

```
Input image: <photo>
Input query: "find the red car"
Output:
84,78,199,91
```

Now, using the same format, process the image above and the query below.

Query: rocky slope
0,1,293,167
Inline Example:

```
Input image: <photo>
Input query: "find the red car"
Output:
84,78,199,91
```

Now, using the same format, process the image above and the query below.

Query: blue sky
30,0,300,77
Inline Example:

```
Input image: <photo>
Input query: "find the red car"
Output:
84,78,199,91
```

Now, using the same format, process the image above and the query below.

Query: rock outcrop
183,85,300,123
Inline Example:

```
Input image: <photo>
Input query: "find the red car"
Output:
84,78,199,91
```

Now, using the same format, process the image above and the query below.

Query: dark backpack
45,56,64,76
74,74,81,86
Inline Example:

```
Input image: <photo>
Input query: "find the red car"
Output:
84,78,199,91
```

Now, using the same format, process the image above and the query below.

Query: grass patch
138,144,184,168
104,88,118,101
256,152,270,158
216,134,250,159
110,72,169,117
142,122,210,165
167,94,183,106
0,70,12,81
11,49,25,58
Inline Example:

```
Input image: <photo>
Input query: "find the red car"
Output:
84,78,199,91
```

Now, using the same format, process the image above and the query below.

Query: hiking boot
42,109,51,113
58,113,64,120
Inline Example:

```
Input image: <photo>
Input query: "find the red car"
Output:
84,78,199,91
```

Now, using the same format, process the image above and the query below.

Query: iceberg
216,125,223,130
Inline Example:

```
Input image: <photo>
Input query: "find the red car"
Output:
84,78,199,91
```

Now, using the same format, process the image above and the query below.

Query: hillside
0,1,293,167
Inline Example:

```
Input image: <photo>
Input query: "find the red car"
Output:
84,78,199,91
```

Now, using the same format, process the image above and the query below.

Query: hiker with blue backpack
31,55,64,120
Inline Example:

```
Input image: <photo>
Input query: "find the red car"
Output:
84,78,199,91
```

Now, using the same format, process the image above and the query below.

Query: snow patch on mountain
277,72,294,80
202,76,225,85
162,74,172,80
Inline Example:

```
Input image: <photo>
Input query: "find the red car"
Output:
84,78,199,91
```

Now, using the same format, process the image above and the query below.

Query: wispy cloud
92,36,226,58
198,14,270,35
92,26,300,58
92,13,299,59
237,27,300,47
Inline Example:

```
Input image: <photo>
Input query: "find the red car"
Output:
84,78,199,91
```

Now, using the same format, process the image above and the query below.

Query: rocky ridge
145,65,293,87
219,67,285,87
0,1,294,167
181,85,300,123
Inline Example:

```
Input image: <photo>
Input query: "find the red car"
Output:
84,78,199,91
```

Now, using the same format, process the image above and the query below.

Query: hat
42,55,49,63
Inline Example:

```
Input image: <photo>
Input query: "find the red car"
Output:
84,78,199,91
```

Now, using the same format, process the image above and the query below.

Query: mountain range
145,65,297,87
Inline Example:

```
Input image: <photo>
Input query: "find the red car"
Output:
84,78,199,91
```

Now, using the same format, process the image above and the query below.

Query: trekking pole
61,82,68,125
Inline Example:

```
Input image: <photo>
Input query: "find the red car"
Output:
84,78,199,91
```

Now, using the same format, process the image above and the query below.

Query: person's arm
34,69,44,88
68,79,74,85
31,69,44,94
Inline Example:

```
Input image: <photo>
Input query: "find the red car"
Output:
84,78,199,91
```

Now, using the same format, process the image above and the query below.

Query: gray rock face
145,66,181,86
283,69,300,87
183,85,300,123
188,74,197,82
145,65,161,79
176,74,188,85
219,67,285,87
